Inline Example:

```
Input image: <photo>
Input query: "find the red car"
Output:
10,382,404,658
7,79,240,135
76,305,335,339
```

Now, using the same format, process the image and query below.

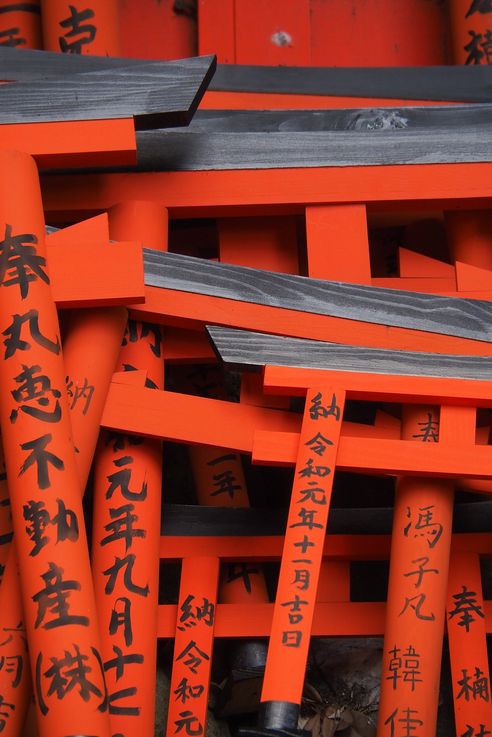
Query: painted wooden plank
159,533,492,560
159,501,492,537
2,118,136,168
252,430,492,479
0,51,216,127
40,164,492,218
132,285,492,358
99,382,492,478
187,106,492,133
207,327,492,381
47,240,145,307
159,602,386,638
261,386,344,705
143,250,492,344
210,63,492,102
447,552,492,737
398,247,456,278
166,557,219,737
134,125,492,170
305,204,371,283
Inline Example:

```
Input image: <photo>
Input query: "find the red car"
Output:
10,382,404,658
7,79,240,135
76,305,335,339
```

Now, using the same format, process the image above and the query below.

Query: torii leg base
239,701,310,737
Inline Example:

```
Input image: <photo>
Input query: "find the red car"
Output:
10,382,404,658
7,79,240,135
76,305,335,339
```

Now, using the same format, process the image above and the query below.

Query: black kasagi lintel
0,49,216,128
142,250,492,344
160,502,492,536
135,122,492,170
206,327,492,380
210,63,492,103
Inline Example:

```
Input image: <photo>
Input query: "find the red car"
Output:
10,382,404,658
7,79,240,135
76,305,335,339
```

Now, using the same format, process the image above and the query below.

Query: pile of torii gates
5,20,492,737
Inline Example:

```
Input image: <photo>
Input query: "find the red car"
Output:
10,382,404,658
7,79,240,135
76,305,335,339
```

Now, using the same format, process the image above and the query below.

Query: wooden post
41,0,121,55
0,149,111,736
449,0,492,65
447,551,492,737
377,405,454,737
91,200,167,737
0,0,42,49
0,209,127,736
166,557,219,737
258,386,345,731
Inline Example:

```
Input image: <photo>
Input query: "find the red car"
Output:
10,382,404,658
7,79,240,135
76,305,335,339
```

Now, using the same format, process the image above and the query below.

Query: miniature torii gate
99,316,492,737
208,326,492,737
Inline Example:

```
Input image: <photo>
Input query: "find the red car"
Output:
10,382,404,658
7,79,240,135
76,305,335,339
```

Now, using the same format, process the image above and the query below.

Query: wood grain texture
186,106,492,132
0,50,216,128
143,250,492,343
133,124,492,170
207,327,492,380
210,63,492,102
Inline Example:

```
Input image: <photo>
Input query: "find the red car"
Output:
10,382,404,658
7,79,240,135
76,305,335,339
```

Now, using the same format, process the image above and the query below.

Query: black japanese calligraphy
176,641,210,675
174,678,204,704
225,563,260,594
23,498,78,556
178,595,215,631
110,596,133,647
101,504,145,552
32,562,89,629
404,506,443,549
11,364,61,424
449,586,485,632
465,29,492,64
387,645,422,691
66,376,95,415
0,225,48,299
309,392,340,421
103,554,149,598
58,5,96,53
399,593,435,622
106,456,147,502
384,707,423,737
457,667,490,701
3,310,60,360
411,412,438,442
19,434,64,490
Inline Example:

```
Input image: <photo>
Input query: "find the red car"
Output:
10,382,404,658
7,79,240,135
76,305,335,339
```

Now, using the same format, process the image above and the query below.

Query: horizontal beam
158,600,492,637
130,286,492,356
209,327,492,384
48,240,144,307
252,430,492,479
40,164,492,217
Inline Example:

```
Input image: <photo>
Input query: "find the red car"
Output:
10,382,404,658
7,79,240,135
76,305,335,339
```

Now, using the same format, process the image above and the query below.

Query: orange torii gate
98,323,492,737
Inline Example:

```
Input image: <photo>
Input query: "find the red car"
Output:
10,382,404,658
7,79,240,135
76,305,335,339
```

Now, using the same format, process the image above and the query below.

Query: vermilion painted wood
161,327,216,363
158,534,492,561
199,92,459,110
447,552,492,737
261,386,345,705
306,204,371,283
240,374,291,410
46,240,145,307
252,431,492,479
198,0,235,63
456,261,492,291
100,383,492,478
309,0,448,66
218,216,299,274
378,407,454,737
0,150,110,737
132,286,492,357
449,0,491,66
371,277,457,293
234,0,311,66
119,0,195,61
0,0,42,49
166,558,219,737
262,366,492,403
40,164,492,217
158,601,386,638
1,119,136,168
45,213,110,243
92,201,167,737
398,247,456,279
41,0,121,56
